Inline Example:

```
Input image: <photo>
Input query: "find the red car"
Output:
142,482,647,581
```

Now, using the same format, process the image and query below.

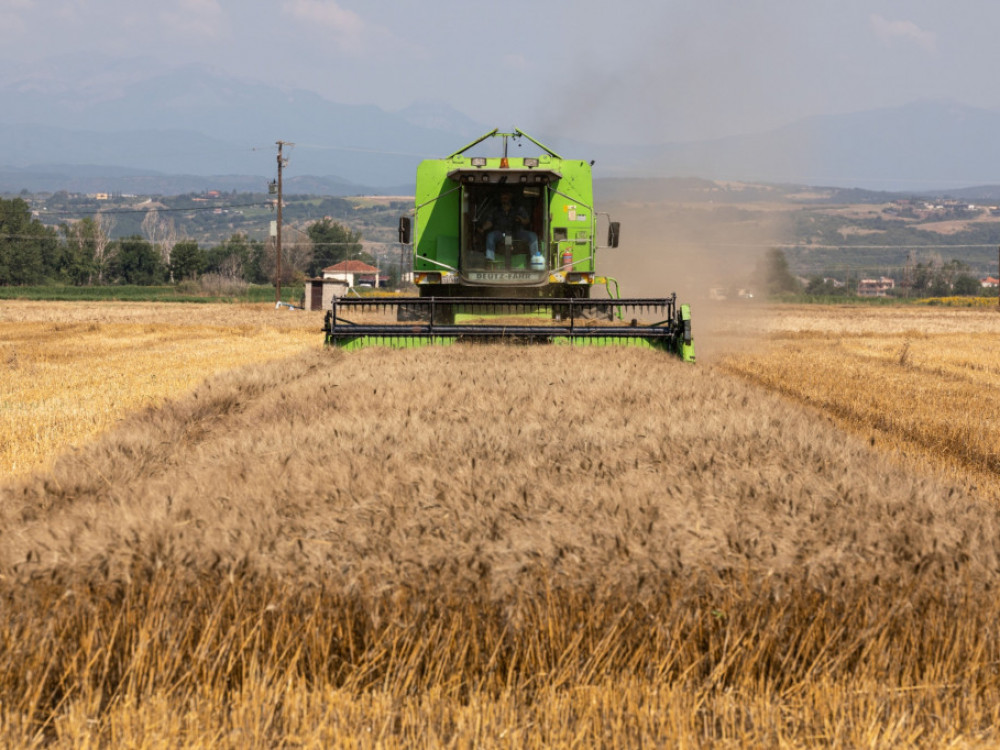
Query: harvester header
324,129,694,361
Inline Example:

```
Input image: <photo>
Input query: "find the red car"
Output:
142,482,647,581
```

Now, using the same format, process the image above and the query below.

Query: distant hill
594,177,904,204
629,100,1000,192
4,56,1000,193
930,184,1000,202
0,56,462,189
0,163,407,197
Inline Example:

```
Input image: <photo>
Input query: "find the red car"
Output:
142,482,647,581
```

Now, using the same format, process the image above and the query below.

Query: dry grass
3,301,1000,746
717,303,1000,501
0,301,323,477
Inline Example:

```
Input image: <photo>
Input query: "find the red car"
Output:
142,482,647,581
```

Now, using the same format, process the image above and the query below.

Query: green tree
59,218,99,285
108,235,164,285
205,233,268,282
170,240,204,281
909,259,975,297
929,276,952,297
953,274,981,296
805,275,846,296
911,262,933,292
0,197,58,285
305,218,363,276
941,259,970,286
245,237,270,284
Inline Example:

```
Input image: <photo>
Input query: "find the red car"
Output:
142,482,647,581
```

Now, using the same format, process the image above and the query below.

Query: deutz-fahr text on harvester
324,128,694,362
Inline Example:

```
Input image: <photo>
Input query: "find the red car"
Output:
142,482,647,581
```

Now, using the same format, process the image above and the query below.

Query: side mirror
398,216,411,244
607,221,620,248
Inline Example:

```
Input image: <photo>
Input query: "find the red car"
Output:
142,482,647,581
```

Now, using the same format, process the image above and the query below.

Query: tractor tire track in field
4,344,999,603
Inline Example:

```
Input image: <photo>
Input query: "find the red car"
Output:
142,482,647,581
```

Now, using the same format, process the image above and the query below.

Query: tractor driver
480,190,538,262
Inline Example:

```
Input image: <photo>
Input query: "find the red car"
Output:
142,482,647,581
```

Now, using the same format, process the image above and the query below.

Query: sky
0,0,996,144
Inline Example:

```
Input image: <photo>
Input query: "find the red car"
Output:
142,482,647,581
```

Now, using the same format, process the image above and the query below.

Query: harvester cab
326,129,694,362
415,129,615,287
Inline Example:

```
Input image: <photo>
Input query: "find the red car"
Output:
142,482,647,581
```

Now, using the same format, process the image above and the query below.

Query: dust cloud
527,3,811,362
596,187,789,360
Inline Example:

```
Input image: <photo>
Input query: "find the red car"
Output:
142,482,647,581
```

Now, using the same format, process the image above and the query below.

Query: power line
292,142,433,159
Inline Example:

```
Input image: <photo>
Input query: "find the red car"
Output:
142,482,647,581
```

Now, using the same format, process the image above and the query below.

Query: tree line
754,248,990,298
0,198,366,287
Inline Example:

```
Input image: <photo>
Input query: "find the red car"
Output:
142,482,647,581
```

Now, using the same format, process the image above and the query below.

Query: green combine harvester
324,129,694,362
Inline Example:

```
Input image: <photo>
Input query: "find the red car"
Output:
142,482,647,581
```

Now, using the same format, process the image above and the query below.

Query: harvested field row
0,300,325,328
4,339,1000,746
0,302,322,477
717,304,1000,501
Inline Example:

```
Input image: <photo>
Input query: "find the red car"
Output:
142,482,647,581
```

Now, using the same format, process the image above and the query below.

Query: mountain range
2,56,1000,196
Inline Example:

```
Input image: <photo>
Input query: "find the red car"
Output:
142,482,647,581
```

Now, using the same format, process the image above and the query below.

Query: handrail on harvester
447,128,563,160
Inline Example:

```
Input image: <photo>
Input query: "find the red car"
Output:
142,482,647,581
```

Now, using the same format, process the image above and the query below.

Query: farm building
302,277,348,311
857,277,895,297
322,260,388,288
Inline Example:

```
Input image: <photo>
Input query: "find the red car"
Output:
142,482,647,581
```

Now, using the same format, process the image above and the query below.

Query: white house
322,260,387,288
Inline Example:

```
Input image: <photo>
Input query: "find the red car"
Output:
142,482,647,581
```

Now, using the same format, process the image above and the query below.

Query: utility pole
275,141,293,305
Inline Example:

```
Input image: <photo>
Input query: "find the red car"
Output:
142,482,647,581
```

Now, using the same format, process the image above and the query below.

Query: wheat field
3,300,1000,747
716,303,1000,502
0,301,321,477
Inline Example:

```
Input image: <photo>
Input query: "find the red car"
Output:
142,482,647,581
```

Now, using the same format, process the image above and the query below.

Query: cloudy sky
0,0,994,144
